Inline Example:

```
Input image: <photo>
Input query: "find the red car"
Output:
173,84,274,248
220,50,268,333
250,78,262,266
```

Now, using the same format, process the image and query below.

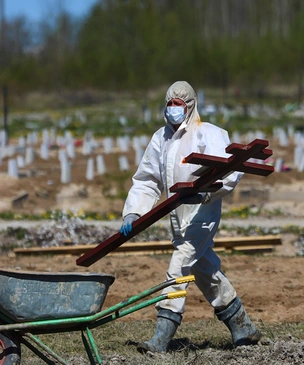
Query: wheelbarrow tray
0,269,115,322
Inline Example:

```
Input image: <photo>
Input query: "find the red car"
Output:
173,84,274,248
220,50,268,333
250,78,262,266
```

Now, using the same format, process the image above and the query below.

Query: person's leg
192,248,261,346
214,296,262,346
155,241,193,313
137,246,187,353
191,247,236,309
137,309,182,353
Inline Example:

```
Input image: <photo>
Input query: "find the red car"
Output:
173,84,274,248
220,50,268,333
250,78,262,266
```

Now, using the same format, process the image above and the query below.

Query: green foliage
6,226,28,239
222,205,261,219
0,205,295,225
2,1,304,94
219,223,304,238
0,210,122,221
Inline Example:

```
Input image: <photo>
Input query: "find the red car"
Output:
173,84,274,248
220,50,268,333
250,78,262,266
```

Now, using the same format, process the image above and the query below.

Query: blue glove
120,213,140,236
180,192,210,205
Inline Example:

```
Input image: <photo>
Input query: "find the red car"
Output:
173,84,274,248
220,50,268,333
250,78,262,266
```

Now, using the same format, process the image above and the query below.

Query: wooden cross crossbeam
169,139,273,194
76,139,274,267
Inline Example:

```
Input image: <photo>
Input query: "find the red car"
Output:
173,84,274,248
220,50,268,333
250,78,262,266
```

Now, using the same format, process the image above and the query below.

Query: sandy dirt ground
0,135,304,215
1,251,303,325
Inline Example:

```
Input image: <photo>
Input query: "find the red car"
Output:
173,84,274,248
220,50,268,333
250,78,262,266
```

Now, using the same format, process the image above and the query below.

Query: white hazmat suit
122,81,243,315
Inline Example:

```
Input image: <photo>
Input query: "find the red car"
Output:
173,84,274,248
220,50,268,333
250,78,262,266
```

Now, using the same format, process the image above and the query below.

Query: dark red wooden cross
76,139,274,267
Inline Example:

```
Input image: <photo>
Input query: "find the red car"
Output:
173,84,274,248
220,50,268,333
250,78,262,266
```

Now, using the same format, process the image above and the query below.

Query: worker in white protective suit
120,81,262,353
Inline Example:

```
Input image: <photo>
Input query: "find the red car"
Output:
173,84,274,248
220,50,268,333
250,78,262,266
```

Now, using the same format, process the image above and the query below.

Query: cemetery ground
0,135,304,364
2,253,303,364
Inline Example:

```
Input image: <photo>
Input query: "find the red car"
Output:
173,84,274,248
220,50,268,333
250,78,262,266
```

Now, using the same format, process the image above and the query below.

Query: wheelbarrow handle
167,290,187,299
175,275,195,284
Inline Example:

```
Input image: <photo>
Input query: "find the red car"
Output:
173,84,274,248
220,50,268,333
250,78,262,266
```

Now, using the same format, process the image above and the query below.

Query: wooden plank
14,235,281,255
14,242,172,255
76,193,183,266
234,161,275,176
214,235,282,247
76,139,275,267
232,245,275,253
11,192,29,208
226,143,273,160
14,245,93,256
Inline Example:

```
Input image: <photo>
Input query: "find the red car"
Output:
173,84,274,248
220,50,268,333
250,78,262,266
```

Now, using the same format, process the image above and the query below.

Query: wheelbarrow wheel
0,331,21,365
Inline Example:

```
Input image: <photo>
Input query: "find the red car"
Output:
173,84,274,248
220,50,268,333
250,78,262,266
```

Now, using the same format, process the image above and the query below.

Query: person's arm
120,135,164,236
122,134,164,218
198,126,243,202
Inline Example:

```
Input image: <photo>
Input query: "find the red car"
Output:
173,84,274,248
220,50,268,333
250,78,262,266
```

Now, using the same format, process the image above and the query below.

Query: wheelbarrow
0,269,194,365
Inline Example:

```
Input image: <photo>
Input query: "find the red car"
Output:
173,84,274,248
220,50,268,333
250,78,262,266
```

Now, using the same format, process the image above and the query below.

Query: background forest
1,0,304,107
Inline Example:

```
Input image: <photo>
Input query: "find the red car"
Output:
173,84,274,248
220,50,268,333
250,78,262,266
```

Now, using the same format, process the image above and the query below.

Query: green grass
19,319,304,364
0,205,291,221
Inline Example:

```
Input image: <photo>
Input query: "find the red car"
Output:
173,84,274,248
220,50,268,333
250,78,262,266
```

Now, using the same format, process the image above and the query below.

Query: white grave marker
298,154,304,172
117,136,130,152
119,156,129,171
103,137,113,154
66,143,75,159
82,140,93,155
40,144,49,160
58,149,67,162
294,146,303,168
60,159,71,184
135,146,144,166
8,159,18,178
278,129,289,147
42,129,49,145
86,158,94,180
16,155,25,168
0,130,7,146
96,155,106,175
274,158,284,172
25,147,35,165
18,137,26,148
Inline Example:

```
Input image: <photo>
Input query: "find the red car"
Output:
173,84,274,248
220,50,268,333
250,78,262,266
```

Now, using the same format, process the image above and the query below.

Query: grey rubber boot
215,296,262,347
137,309,182,353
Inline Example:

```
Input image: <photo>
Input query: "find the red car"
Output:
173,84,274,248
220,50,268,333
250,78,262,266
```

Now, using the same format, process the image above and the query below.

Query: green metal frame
0,275,194,364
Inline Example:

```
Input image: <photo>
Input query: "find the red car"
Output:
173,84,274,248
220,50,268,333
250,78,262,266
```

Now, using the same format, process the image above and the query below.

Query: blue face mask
165,106,186,125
